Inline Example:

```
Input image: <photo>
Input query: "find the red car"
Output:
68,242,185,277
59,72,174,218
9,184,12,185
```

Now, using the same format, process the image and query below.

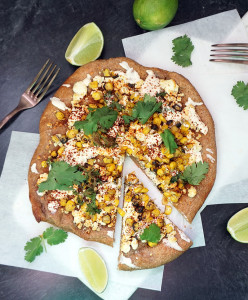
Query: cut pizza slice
118,172,192,270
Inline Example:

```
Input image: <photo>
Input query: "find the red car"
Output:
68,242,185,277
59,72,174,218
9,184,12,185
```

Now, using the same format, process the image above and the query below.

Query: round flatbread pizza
28,57,216,268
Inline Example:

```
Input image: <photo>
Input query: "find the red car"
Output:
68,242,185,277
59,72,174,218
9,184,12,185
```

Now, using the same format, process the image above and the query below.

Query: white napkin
122,9,248,248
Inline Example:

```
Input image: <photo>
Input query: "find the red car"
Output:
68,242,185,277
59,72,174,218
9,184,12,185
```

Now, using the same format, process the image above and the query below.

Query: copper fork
0,59,60,130
210,43,248,64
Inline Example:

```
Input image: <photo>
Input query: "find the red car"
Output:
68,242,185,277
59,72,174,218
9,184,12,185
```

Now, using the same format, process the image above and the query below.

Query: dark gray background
0,1,248,299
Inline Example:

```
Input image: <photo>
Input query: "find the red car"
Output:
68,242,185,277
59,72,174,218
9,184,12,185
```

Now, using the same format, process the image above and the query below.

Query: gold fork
210,43,248,64
0,59,60,130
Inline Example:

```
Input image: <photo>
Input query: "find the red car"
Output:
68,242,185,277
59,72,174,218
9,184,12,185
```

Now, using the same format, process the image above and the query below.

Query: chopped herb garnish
140,223,161,243
171,35,194,67
181,161,209,185
160,129,178,154
231,81,248,110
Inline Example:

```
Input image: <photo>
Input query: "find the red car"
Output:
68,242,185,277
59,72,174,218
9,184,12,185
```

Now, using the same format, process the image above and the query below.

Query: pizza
28,57,216,265
118,172,192,270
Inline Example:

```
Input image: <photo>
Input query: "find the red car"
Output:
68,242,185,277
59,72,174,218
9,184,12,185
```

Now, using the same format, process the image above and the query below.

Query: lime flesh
78,247,108,293
227,207,248,243
65,22,104,66
133,0,178,31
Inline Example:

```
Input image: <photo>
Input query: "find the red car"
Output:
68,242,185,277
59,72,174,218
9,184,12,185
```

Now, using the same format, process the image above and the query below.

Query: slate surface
0,1,247,299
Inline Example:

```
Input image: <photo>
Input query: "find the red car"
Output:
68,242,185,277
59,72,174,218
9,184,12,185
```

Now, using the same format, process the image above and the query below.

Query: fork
0,59,60,130
210,43,248,64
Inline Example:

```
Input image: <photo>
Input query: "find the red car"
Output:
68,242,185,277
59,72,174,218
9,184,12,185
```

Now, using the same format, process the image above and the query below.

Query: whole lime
133,0,178,31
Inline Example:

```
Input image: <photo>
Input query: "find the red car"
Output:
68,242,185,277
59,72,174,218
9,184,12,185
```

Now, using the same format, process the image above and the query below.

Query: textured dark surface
0,1,248,299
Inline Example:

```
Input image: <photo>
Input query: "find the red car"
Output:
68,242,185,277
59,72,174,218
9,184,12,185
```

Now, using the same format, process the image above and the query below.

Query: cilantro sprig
171,35,194,67
140,223,161,244
231,81,248,110
74,106,118,135
38,161,86,192
160,129,178,154
181,161,209,185
24,227,68,262
123,94,162,124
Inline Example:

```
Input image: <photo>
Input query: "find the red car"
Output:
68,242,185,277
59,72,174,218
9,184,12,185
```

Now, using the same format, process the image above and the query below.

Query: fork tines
27,59,60,102
210,43,248,64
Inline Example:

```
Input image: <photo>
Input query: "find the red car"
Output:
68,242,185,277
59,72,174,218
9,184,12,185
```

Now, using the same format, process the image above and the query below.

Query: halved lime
65,23,104,66
78,247,108,293
227,207,248,243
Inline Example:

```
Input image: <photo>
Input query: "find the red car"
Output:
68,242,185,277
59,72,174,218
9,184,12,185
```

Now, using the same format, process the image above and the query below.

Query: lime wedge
227,207,248,243
78,247,108,293
65,23,104,66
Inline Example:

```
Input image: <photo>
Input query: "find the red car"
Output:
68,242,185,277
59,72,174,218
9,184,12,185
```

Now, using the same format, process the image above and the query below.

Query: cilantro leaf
109,101,123,111
181,161,209,185
231,81,248,110
160,129,178,154
38,161,86,192
171,35,194,67
123,115,135,124
24,237,43,263
170,174,180,183
43,227,68,245
74,107,118,135
131,94,162,124
140,223,161,243
87,199,101,215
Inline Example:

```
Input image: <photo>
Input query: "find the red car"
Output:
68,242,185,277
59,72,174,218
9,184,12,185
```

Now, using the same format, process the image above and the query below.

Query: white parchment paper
122,9,248,248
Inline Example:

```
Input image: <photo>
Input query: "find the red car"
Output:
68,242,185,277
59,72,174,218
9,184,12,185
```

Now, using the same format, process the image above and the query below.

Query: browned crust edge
28,57,216,246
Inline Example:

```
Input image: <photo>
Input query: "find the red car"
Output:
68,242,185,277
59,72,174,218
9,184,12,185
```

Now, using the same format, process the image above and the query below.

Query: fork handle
0,104,25,130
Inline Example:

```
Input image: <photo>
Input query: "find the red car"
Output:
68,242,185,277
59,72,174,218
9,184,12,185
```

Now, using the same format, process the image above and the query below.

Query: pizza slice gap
118,172,192,271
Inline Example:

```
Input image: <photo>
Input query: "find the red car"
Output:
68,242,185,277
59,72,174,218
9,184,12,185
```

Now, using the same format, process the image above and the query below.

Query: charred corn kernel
181,121,190,133
51,151,57,157
178,182,184,189
165,224,174,234
104,194,110,201
152,208,160,217
157,218,164,227
87,159,94,165
76,142,82,148
92,91,102,100
145,201,155,211
153,113,158,118
162,157,170,164
104,205,114,213
121,146,128,151
130,93,136,100
141,194,149,203
55,111,65,120
117,207,125,217
163,176,171,185
159,114,166,122
170,195,179,203
169,161,177,170
114,199,119,206
141,188,149,193
91,214,97,222
145,162,152,169
180,137,188,144
106,163,115,172
98,202,106,209
52,135,60,144
171,125,178,133
126,218,134,227
81,202,87,212
164,205,172,215
165,152,174,159
108,189,116,195
102,214,111,224
66,129,78,139
57,147,64,156
187,143,194,149
157,169,164,176
161,164,168,171
41,161,47,168
134,186,142,193
125,196,132,202
126,148,133,155
60,198,67,206
103,157,113,164
178,164,184,171
89,103,97,108
115,91,122,100
148,241,158,247
89,81,98,89
143,127,150,134
175,132,183,140
105,82,113,91
162,197,168,205
117,165,123,172
153,117,162,126
163,192,171,198
65,200,75,212
103,69,110,76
